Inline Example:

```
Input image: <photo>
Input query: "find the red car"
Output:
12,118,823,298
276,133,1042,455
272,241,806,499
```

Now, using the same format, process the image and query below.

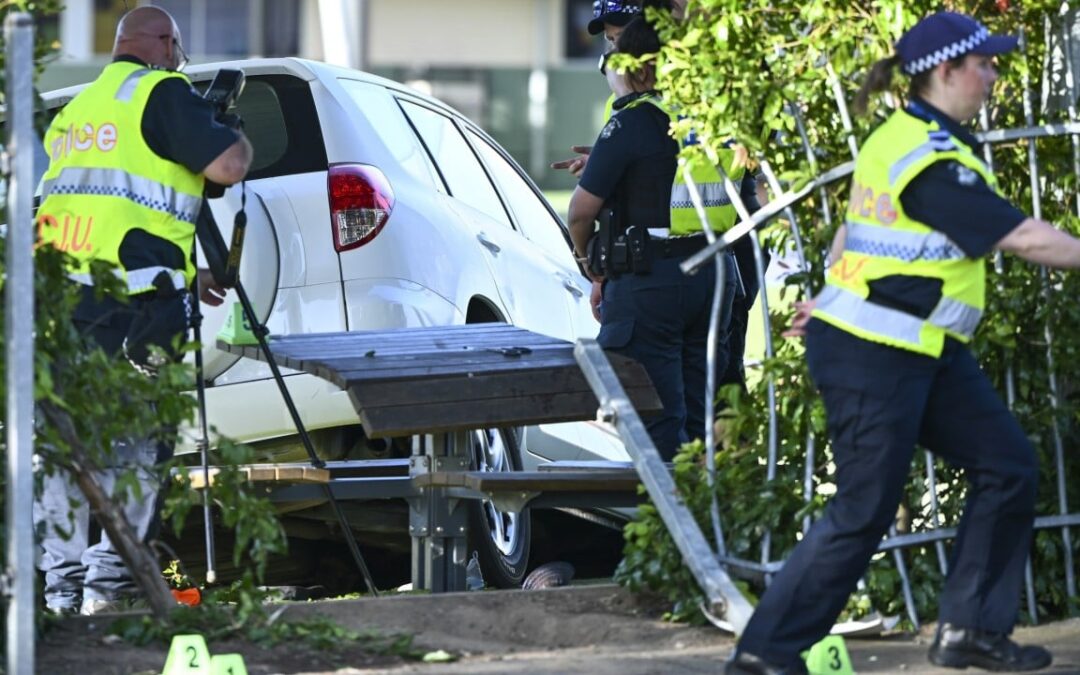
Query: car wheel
467,427,531,588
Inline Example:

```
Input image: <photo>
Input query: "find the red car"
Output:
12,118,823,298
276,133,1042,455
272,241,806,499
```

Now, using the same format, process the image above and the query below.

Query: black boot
725,650,809,675
928,623,1053,671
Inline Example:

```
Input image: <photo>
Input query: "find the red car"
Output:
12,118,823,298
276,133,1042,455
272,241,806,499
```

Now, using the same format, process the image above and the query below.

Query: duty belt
650,236,709,258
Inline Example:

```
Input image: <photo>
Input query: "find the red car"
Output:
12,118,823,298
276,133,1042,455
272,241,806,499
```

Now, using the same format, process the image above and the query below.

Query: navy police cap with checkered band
587,0,642,35
897,12,1018,76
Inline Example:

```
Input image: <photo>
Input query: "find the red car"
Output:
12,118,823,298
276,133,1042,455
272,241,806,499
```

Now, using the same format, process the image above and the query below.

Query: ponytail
854,54,901,115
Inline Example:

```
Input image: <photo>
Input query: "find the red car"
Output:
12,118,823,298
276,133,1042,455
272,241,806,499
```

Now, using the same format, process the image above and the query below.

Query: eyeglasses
156,33,189,72
174,39,190,72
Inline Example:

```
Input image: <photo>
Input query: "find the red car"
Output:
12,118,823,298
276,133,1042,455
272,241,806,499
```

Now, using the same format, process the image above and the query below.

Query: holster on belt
590,215,652,278
122,271,192,376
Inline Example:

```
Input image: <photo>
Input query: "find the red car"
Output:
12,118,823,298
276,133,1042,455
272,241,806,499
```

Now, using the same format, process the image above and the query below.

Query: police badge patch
953,162,978,186
600,117,621,139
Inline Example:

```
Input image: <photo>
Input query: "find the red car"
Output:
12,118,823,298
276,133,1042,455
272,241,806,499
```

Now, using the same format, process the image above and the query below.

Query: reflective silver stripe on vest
816,285,926,346
817,284,983,346
41,167,201,224
671,181,731,210
927,297,982,338
887,136,958,186
69,266,186,294
844,221,966,262
114,68,154,102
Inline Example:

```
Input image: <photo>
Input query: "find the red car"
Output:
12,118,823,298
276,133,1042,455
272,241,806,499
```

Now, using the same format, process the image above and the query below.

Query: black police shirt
578,91,679,228
861,97,1027,320
113,55,240,276
579,91,759,235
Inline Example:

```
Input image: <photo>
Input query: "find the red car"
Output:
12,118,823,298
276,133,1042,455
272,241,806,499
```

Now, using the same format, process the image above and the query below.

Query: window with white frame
93,0,300,58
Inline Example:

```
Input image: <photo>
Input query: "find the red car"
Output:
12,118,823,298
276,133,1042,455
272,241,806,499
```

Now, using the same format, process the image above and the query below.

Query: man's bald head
113,6,185,70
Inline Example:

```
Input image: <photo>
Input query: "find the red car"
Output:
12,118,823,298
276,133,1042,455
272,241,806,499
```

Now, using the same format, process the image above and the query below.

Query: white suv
45,58,629,588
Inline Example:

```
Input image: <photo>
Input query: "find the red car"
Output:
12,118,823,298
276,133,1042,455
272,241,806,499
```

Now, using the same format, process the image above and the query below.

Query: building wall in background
367,0,558,69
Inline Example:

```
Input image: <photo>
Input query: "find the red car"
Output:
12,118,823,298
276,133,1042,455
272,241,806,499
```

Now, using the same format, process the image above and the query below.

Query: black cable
194,198,379,597
228,278,380,597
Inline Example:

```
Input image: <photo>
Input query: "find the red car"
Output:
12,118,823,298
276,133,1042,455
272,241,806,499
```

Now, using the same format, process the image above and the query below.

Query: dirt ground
37,584,1080,674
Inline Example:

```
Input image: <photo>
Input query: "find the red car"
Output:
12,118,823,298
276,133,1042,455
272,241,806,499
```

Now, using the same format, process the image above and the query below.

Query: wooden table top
219,323,660,437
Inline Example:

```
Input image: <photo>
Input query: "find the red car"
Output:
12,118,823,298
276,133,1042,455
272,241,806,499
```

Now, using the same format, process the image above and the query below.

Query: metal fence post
4,11,37,675
1019,28,1076,610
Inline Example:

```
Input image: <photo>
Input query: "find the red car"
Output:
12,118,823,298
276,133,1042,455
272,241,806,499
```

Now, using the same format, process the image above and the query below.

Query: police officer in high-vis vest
34,5,252,616
728,13,1075,675
568,16,759,459
551,0,665,179
556,0,766,401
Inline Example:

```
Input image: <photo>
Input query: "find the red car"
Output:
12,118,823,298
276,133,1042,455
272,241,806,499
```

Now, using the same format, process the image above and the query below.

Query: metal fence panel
4,11,37,675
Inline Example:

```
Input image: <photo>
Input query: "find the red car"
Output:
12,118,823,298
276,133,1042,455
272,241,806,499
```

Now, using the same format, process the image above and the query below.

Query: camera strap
223,180,247,285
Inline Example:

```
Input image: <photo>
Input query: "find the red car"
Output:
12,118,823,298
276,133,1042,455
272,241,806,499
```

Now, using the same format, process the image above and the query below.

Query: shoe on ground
725,650,809,675
80,596,148,616
45,604,79,617
928,623,1053,672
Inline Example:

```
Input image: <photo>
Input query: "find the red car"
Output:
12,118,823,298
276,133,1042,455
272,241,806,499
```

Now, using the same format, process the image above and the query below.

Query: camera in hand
203,68,246,198
203,68,245,121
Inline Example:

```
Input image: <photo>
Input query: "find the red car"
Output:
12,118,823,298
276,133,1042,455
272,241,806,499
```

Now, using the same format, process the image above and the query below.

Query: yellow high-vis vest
37,61,205,294
621,94,746,236
812,109,993,358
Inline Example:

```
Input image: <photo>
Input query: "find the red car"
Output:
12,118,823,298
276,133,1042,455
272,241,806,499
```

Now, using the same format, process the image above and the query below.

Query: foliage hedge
616,0,1080,626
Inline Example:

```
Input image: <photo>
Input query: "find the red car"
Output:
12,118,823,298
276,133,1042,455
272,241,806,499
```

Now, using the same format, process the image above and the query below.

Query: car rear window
215,74,327,181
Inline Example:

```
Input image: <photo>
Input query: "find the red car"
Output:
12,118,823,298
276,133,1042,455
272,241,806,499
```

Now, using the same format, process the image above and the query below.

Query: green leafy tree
618,0,1080,625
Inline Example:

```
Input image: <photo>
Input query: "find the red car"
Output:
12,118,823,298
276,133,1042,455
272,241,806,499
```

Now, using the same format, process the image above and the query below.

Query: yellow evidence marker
162,634,212,674
210,653,249,675
803,634,855,675
216,302,258,345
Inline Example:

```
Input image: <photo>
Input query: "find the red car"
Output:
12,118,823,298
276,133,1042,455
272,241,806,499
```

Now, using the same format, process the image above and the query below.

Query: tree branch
39,400,175,619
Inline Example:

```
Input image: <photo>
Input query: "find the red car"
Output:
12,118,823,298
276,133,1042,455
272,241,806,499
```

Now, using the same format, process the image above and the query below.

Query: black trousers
597,251,737,460
738,320,1038,666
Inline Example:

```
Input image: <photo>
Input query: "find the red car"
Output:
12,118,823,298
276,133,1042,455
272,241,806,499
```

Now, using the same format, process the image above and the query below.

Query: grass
543,189,573,223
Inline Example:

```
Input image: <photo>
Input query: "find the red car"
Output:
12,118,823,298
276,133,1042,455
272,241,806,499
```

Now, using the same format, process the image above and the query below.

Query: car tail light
328,164,394,252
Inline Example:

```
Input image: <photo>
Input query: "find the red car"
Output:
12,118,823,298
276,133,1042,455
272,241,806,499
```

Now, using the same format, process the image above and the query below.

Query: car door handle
562,278,584,298
476,233,501,254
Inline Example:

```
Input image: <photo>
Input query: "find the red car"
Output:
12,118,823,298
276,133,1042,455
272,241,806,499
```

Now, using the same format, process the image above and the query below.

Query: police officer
728,12,1072,674
556,0,765,401
568,17,759,460
551,0,677,178
34,5,252,615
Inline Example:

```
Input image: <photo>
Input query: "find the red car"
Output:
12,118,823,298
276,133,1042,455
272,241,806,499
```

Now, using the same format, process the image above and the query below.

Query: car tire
466,427,531,588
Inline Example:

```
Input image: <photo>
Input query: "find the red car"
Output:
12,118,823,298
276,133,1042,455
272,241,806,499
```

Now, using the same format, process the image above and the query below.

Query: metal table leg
410,431,470,592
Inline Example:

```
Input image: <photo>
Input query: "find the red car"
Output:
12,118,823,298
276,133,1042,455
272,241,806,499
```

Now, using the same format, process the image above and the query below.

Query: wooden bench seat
413,470,640,493
183,463,330,490
412,469,644,511
181,459,409,490
537,460,636,472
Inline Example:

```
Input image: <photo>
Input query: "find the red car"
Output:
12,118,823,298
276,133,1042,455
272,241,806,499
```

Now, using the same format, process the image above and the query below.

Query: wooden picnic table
217,323,660,591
